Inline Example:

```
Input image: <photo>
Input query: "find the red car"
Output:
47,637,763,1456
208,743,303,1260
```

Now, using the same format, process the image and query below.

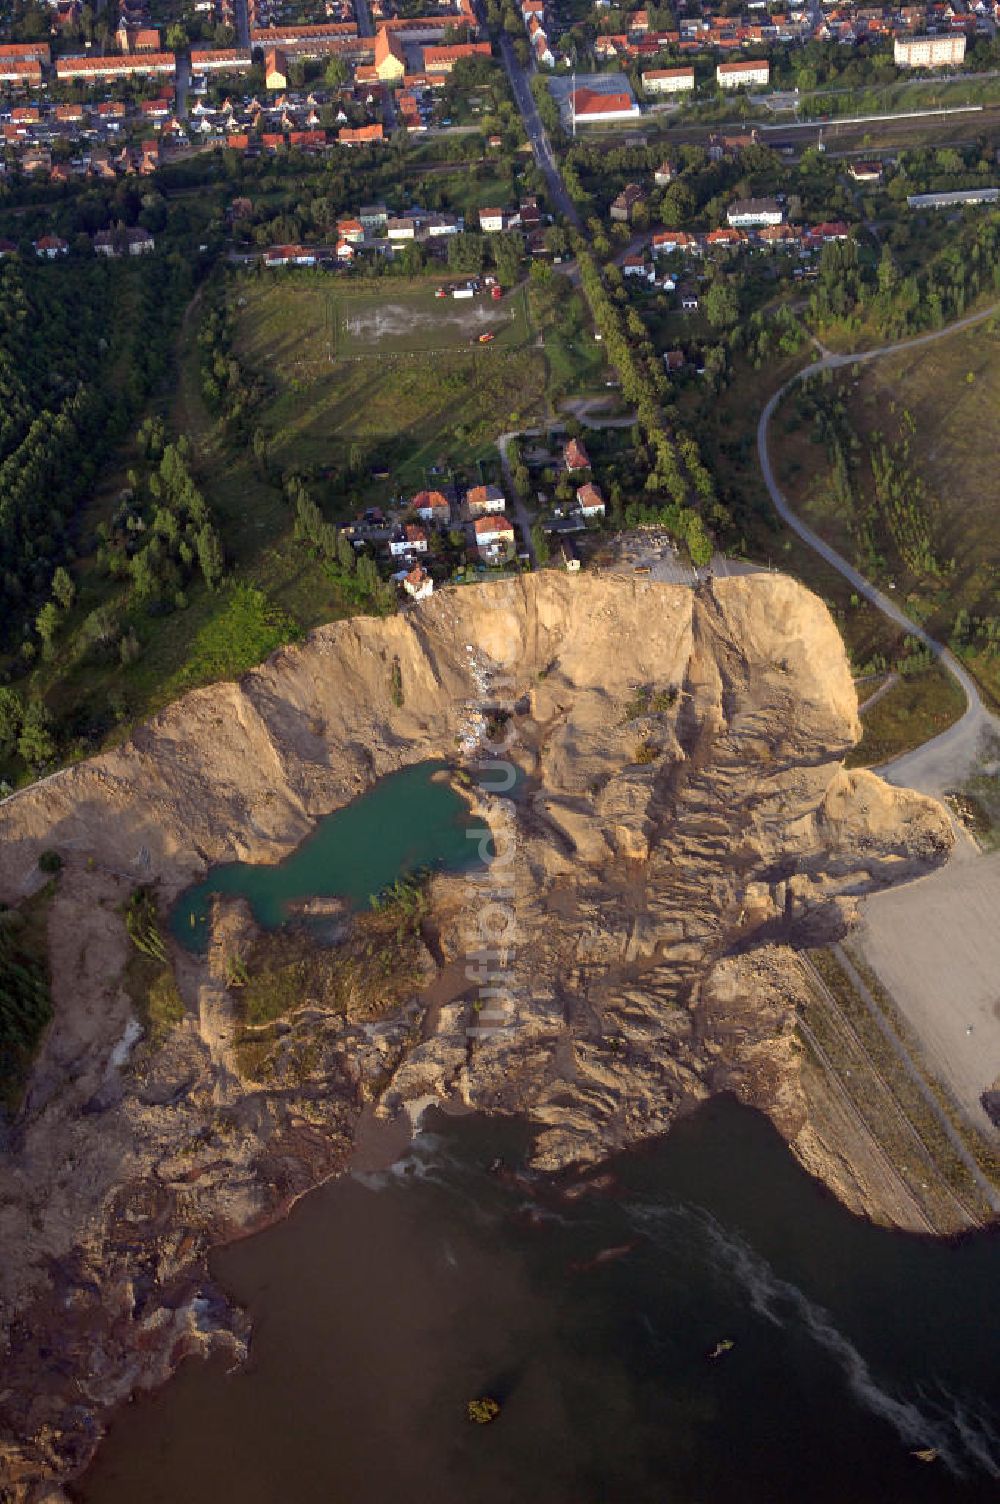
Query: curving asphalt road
758,302,1000,799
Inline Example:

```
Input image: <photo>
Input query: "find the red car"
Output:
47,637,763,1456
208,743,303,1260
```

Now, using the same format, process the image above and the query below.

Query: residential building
654,159,676,186
264,244,318,266
411,489,451,524
191,49,253,73
472,513,515,561
727,197,783,228
403,564,434,600
622,253,652,279
339,124,384,144
641,66,694,95
563,438,590,471
848,161,883,183
894,34,966,68
652,230,699,255
389,523,429,557
576,483,606,518
478,207,508,233
466,484,505,516
55,52,176,80
717,59,769,89
422,42,491,74
94,225,156,256
34,235,69,258
610,183,645,223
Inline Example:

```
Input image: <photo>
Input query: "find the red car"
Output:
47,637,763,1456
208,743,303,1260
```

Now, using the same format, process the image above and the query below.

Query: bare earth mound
0,573,953,1499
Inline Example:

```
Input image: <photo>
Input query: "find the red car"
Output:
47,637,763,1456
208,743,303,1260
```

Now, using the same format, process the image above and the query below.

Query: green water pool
170,761,480,952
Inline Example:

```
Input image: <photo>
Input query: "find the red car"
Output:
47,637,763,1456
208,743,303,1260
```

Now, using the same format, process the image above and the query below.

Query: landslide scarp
0,572,954,1500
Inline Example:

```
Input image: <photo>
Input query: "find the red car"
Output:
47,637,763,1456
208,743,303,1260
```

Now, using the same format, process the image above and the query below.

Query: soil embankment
0,573,956,1500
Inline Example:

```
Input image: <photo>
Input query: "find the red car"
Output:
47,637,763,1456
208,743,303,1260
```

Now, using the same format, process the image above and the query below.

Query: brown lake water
76,1099,1000,1504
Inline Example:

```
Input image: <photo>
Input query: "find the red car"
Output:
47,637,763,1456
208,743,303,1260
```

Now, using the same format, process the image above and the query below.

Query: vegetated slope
772,316,1000,709
0,573,954,1499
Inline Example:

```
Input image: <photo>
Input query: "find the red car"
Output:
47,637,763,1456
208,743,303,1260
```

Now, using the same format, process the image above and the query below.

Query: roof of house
564,438,591,468
473,514,514,534
718,57,769,72
642,66,694,78
422,42,492,66
412,489,449,510
467,484,503,505
339,123,384,142
576,482,605,508
572,86,636,115
374,26,406,67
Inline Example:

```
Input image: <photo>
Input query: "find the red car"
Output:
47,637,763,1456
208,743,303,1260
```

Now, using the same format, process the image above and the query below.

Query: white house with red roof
390,523,429,557
411,489,451,524
472,514,515,562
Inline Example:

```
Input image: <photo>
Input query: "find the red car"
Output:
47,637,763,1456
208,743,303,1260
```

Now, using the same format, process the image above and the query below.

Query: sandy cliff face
0,573,952,1499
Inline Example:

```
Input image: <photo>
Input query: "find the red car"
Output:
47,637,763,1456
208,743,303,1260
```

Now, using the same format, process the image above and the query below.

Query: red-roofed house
422,42,492,74
338,123,384,144
403,564,433,600
411,489,451,524
563,438,591,472
576,483,606,518
390,523,429,557
34,235,69,259
472,513,515,561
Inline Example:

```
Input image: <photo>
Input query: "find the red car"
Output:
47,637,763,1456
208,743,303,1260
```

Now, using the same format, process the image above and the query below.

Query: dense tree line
0,905,51,1112
0,255,193,666
573,244,713,563
287,478,396,614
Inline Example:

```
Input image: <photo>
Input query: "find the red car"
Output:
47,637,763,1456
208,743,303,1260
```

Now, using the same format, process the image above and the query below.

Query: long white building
894,34,966,69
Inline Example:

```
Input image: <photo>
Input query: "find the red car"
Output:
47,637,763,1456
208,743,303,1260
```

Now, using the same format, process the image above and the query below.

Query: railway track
800,954,985,1230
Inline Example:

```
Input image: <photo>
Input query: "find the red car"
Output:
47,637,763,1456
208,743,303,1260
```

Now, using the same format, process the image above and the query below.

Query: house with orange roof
411,490,451,524
338,123,384,144
422,42,491,74
472,513,515,562
563,438,591,471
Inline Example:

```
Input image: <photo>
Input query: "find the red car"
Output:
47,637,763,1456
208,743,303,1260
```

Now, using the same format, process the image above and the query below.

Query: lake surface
170,761,478,952
77,1099,1000,1503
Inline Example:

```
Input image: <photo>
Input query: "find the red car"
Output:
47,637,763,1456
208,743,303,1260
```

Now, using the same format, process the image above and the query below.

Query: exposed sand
855,841,1000,1136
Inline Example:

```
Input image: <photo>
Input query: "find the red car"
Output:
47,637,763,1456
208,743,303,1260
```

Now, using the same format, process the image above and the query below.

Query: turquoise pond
169,761,481,952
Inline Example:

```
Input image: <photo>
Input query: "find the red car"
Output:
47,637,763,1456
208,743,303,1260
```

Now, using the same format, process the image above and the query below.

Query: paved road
354,0,375,39
491,26,580,228
175,53,191,120
233,0,250,50
757,302,1000,799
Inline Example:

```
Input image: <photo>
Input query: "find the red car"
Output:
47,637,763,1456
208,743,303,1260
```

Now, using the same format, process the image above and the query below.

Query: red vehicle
491,285,503,301
478,331,495,344
435,286,447,298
